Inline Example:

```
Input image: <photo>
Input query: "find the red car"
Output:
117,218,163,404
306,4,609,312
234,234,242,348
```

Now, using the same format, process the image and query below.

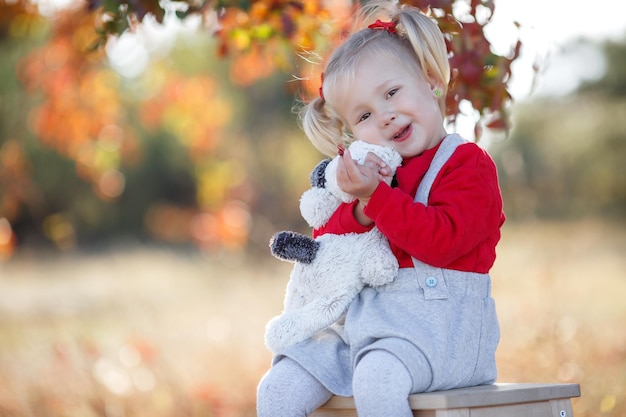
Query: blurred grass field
0,220,624,417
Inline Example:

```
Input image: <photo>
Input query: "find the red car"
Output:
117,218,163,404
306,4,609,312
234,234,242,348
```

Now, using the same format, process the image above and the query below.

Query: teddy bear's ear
309,158,331,188
269,231,320,264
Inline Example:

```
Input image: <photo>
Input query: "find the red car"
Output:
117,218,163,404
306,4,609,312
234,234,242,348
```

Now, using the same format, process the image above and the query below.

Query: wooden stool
311,383,581,417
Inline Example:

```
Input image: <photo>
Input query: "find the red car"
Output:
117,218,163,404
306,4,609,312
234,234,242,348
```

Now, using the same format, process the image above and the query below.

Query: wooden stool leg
550,399,574,417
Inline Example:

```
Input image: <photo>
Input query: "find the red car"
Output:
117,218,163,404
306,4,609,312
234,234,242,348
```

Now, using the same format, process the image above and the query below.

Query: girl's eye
358,112,371,123
387,88,398,98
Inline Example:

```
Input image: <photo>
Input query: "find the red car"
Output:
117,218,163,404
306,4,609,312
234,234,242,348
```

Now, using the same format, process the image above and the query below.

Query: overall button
426,277,438,288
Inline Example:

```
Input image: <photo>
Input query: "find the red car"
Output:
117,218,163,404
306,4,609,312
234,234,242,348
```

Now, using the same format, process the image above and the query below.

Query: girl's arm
313,149,393,238
312,200,373,238
364,144,504,267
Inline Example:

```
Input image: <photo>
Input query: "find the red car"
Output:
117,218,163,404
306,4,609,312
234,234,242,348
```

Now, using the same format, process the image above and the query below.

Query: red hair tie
318,72,325,102
368,19,397,34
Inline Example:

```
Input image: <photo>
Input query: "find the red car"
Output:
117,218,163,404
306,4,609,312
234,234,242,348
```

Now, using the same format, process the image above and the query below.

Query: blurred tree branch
81,0,522,134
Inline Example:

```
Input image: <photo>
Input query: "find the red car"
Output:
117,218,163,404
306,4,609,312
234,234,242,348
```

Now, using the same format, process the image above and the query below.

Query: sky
486,0,626,99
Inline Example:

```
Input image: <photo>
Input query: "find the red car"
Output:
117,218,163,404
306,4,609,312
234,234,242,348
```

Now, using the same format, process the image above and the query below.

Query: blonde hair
298,0,450,157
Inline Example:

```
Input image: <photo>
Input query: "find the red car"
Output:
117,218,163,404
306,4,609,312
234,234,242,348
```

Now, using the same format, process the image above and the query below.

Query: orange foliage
216,0,353,86
0,0,42,39
0,217,17,259
0,140,33,219
9,5,247,253
144,204,197,244
193,201,251,250
0,140,40,253
144,201,250,249
16,8,139,201
229,44,276,86
138,70,231,157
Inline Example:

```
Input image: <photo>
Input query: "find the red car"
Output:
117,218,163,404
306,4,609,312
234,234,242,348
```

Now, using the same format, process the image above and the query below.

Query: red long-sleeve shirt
313,141,505,273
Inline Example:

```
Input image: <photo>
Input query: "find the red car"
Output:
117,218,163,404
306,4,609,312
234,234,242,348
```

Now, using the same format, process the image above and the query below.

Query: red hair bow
318,72,325,102
368,19,397,34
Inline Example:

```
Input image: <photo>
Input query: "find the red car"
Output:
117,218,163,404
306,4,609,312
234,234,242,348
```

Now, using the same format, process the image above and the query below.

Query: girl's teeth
394,127,407,139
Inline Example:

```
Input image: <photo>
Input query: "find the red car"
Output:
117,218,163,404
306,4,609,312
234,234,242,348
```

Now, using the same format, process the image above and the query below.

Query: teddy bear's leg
264,292,357,353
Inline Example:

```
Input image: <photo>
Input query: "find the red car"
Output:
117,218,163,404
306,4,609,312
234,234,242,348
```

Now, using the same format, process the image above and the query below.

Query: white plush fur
265,141,403,353
300,140,403,228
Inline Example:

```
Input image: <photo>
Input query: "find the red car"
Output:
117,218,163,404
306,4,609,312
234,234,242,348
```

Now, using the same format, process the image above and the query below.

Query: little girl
257,1,505,416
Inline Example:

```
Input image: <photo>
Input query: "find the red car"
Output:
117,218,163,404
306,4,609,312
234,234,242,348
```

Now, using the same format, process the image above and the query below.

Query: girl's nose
383,111,396,126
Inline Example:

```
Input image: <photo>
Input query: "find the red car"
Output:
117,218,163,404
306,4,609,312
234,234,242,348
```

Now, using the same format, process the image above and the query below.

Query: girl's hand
336,149,392,203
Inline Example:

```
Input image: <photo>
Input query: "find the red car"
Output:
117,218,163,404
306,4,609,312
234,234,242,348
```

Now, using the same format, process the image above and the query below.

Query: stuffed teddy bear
264,140,403,353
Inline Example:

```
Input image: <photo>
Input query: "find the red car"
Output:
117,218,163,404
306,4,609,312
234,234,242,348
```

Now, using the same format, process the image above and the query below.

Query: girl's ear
424,73,444,98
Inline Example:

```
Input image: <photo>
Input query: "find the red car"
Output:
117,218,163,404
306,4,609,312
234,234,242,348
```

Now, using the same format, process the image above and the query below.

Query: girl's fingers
337,149,387,198
340,149,361,181
364,152,391,176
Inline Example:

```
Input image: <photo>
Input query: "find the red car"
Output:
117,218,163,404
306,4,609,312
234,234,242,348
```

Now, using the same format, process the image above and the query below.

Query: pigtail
298,97,348,158
396,7,450,116
396,9,450,88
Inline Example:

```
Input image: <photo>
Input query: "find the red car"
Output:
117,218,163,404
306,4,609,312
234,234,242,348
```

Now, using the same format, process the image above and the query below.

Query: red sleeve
364,143,504,271
312,200,374,238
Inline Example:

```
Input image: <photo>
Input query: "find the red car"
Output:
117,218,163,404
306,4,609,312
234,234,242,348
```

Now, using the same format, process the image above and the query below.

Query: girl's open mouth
392,124,411,142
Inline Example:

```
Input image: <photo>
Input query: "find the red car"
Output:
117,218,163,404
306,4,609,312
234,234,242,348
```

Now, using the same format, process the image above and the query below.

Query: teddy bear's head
323,141,403,204
299,141,402,228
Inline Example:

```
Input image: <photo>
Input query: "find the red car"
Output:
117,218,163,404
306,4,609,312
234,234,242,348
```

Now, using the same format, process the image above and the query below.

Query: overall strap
411,134,468,285
414,133,467,205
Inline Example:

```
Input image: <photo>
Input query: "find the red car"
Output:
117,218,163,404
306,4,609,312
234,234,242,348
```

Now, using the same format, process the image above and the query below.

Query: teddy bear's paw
264,315,309,353
361,251,399,287
363,270,396,287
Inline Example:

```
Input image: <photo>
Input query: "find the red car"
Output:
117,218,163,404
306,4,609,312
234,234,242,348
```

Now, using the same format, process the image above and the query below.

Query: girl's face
333,56,446,158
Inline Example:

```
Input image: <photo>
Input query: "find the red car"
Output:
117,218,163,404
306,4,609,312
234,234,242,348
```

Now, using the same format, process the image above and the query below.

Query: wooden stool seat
311,383,581,417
